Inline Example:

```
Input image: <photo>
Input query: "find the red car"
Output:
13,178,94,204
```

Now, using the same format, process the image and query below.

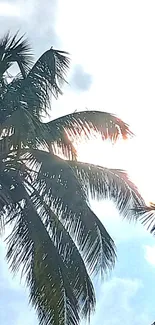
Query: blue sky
0,0,155,324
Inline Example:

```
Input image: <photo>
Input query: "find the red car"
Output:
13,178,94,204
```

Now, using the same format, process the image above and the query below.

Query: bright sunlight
76,136,155,205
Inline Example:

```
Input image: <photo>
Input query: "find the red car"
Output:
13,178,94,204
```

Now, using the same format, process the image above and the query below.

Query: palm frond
45,123,77,159
51,134,77,160
133,203,155,233
26,184,96,320
0,44,69,120
1,103,48,150
0,32,33,78
0,157,23,233
0,153,96,320
0,76,20,123
68,161,145,220
21,149,116,275
6,202,79,325
24,48,70,116
46,111,133,144
4,173,80,325
0,182,12,232
2,164,95,323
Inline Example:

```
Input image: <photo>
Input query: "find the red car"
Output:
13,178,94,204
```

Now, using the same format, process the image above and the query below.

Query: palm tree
0,32,145,325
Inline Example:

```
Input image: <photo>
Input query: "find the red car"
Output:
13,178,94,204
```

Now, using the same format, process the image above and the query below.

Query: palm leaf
0,76,20,123
0,32,33,78
133,203,155,233
2,164,95,324
1,103,48,150
0,45,70,121
4,172,80,325
0,156,23,233
46,111,133,146
25,182,96,320
6,201,79,325
45,124,77,160
23,48,70,116
68,161,145,220
21,149,116,275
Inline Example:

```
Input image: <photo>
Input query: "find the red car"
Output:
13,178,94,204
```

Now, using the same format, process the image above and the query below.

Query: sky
0,0,155,324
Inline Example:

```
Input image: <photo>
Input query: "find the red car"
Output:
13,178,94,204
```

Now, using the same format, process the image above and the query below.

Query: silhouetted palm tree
0,32,144,325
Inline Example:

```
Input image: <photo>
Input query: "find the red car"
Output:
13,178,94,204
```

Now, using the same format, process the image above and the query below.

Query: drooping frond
6,202,79,325
46,111,133,145
133,203,155,234
0,32,33,78
2,161,95,323
26,184,96,320
67,161,145,220
21,149,116,275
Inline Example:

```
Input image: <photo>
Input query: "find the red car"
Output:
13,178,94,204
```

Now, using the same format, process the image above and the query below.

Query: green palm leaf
6,200,79,325
133,203,155,233
2,163,95,323
67,161,145,219
0,32,33,78
26,182,96,320
20,149,116,275
1,103,47,150
21,47,70,116
46,127,77,160
0,42,69,122
46,111,133,145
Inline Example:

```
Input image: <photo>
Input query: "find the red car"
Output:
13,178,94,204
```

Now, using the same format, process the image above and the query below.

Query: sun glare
76,136,155,206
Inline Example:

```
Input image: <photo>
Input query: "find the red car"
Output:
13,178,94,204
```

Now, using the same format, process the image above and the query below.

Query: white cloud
87,277,151,325
0,3,21,17
144,245,155,266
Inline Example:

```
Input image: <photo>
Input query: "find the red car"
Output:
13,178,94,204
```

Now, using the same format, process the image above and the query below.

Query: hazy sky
0,1,155,324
